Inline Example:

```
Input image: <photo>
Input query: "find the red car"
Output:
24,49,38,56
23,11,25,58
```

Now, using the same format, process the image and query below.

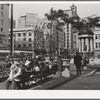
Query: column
88,38,90,52
79,38,81,52
84,38,85,51
90,38,93,52
86,38,89,52
92,38,94,51
80,38,82,52
82,38,84,52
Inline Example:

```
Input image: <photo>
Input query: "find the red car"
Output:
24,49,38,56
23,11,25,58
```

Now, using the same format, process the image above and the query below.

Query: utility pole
50,8,53,59
10,4,13,58
56,24,59,56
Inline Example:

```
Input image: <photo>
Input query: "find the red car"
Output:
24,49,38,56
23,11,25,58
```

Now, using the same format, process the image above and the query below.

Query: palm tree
45,8,56,58
45,8,69,57
57,10,80,58
87,16,100,28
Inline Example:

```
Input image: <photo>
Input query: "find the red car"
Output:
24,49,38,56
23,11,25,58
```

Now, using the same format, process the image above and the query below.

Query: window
96,43,98,48
23,44,26,47
99,42,100,48
23,33,26,36
29,44,32,47
29,32,31,36
1,12,3,17
23,38,26,41
9,39,10,42
95,34,98,39
1,28,3,32
18,44,21,48
9,34,10,37
1,4,3,9
18,33,21,37
1,20,3,26
29,38,31,42
73,35,76,40
74,41,76,44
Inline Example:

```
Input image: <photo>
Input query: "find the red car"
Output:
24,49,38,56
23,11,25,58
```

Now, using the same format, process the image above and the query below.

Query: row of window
95,42,100,48
9,38,32,42
17,32,32,37
23,38,32,42
17,44,32,48
95,34,100,39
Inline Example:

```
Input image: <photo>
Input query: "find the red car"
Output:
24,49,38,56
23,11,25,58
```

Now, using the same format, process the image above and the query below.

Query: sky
9,2,100,25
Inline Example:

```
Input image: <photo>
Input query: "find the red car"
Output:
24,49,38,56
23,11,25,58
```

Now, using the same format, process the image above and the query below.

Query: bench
8,64,58,89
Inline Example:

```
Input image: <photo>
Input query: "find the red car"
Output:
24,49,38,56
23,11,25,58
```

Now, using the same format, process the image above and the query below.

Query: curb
31,75,77,90
81,69,97,76
87,65,100,70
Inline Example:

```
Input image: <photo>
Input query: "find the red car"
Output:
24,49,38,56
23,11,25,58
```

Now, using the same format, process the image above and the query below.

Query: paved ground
54,70,100,90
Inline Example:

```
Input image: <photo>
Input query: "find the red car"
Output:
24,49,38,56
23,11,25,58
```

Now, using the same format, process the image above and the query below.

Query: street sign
47,23,52,29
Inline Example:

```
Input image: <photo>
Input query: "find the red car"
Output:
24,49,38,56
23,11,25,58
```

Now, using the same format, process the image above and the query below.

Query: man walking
74,52,82,76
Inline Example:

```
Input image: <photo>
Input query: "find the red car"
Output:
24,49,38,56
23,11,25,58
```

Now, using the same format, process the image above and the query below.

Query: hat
14,60,20,65
25,60,31,66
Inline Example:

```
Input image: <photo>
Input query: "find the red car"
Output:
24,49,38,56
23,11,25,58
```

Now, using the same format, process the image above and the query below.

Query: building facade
94,28,100,58
0,4,9,50
17,13,39,28
9,27,34,51
34,27,45,51
64,4,78,55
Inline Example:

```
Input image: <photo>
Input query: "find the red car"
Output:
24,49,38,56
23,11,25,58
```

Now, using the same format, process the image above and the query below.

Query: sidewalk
87,64,100,70
30,64,94,90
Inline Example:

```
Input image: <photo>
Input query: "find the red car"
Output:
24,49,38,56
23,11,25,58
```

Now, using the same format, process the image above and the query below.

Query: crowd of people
3,51,92,89
5,55,58,89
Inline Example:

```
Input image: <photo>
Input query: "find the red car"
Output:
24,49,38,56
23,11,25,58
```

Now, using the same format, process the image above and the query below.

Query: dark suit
74,54,82,76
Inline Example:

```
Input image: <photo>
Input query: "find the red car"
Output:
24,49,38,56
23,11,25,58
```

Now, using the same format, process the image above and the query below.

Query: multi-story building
72,28,79,52
93,28,100,58
0,4,9,50
63,4,78,54
17,13,39,28
9,27,34,51
34,26,45,55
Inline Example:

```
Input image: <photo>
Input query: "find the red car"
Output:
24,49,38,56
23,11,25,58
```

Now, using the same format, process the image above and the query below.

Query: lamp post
10,4,13,58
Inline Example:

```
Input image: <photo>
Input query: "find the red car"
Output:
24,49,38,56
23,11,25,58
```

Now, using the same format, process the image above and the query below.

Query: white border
0,1,100,99
0,90,100,99
0,1,100,4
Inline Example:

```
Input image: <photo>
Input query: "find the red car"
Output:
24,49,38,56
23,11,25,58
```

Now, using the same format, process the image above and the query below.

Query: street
54,69,100,90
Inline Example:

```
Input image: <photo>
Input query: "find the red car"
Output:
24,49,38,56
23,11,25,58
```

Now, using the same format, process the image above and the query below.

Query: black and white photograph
0,1,100,91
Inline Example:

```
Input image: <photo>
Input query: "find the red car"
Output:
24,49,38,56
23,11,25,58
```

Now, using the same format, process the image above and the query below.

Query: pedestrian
6,60,22,89
74,52,82,76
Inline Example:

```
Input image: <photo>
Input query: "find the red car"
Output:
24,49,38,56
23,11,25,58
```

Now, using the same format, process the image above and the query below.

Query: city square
0,2,100,90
